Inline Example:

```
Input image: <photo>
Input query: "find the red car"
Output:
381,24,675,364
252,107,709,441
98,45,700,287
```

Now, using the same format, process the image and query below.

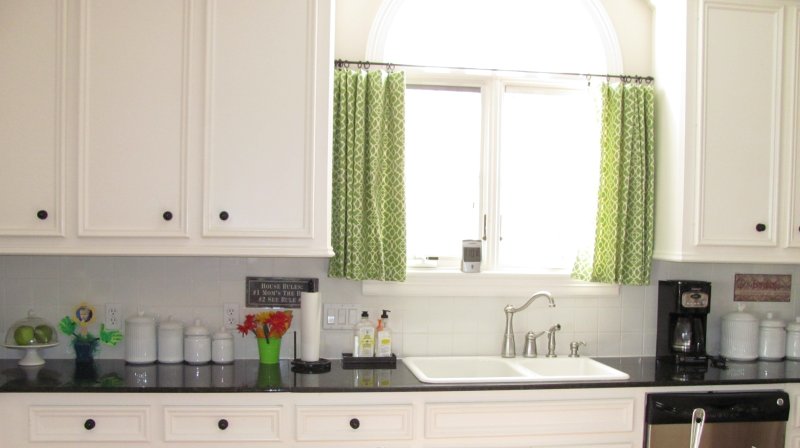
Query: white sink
403,356,630,383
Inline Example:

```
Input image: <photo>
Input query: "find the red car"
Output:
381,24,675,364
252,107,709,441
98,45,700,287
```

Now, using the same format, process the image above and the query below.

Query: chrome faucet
501,291,555,358
546,324,561,357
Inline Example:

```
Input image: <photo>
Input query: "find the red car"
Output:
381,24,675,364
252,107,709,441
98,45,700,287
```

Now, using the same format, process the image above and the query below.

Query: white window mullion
481,78,503,271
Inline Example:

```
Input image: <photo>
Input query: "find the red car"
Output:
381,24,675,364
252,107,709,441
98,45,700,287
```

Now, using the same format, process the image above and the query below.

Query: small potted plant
237,310,293,364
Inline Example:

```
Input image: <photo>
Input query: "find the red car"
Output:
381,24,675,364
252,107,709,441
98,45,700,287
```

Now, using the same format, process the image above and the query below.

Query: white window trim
363,270,620,297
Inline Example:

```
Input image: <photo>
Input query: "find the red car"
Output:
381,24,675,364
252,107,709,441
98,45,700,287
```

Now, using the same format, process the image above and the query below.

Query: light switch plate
323,303,361,329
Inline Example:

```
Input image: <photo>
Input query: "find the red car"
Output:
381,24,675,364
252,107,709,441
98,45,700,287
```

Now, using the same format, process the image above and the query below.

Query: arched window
365,0,624,277
368,0,622,74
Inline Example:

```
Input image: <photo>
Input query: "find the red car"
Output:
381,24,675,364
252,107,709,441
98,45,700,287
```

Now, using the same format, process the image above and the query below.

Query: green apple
13,325,35,345
34,325,53,343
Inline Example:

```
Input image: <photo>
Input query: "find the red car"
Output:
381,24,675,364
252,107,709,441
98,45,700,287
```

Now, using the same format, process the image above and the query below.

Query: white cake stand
3,343,58,366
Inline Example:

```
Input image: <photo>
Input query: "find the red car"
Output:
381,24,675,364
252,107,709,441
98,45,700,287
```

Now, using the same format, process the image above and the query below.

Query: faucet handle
568,341,587,357
523,331,546,358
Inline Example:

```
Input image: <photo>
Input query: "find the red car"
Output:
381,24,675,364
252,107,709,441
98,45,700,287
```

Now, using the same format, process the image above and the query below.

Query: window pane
498,87,600,270
405,87,482,261
379,0,610,74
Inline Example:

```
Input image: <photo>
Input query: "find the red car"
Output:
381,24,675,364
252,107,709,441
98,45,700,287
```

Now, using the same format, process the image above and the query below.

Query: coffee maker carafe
657,280,711,364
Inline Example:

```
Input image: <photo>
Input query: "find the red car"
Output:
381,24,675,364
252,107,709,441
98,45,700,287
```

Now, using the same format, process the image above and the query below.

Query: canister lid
760,312,786,328
786,317,800,332
158,316,183,331
185,319,210,336
212,327,233,341
722,303,758,322
126,310,155,324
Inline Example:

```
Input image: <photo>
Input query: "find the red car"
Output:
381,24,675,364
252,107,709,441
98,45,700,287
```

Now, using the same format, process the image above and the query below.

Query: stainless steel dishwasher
645,390,790,448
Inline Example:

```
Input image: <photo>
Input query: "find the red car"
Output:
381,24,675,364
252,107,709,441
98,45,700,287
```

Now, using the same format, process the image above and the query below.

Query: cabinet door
29,405,150,443
164,405,281,442
203,0,315,238
77,0,189,237
0,0,65,236
790,10,800,249
696,3,783,247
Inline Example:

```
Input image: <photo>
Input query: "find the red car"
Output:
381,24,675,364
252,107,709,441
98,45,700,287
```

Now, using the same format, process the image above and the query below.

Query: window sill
362,269,620,297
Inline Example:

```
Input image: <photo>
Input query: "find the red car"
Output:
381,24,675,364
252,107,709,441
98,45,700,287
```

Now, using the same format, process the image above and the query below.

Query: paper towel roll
300,291,321,361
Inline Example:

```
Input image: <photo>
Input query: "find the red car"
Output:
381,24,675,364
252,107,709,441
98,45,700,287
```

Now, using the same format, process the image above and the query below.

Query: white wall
1,256,799,362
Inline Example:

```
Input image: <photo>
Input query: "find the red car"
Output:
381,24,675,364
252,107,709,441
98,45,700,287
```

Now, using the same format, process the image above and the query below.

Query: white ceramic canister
786,317,800,360
184,319,211,365
759,312,786,360
157,316,184,364
211,327,234,364
720,303,759,361
124,311,157,364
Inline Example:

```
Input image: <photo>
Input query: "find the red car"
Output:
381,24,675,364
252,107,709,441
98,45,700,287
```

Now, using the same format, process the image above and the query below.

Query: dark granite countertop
1,357,798,393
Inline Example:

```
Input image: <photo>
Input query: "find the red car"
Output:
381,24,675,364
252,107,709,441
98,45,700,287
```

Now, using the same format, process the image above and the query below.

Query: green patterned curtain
572,82,655,285
328,69,407,282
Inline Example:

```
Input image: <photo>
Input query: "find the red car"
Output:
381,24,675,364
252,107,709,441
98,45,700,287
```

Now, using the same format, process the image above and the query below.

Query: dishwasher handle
689,408,705,448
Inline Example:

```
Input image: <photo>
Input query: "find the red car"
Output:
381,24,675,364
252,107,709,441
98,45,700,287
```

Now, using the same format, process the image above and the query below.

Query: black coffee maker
656,280,711,365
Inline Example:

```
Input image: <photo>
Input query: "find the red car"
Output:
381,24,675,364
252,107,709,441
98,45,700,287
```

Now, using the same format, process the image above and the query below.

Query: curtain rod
334,59,654,83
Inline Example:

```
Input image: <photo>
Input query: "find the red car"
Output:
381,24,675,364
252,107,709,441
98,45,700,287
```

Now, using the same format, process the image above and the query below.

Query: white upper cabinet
78,0,189,238
0,0,65,237
204,0,314,240
0,0,333,256
653,0,800,263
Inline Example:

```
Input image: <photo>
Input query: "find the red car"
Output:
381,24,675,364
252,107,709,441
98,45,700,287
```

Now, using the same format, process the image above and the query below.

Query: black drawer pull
349,418,360,429
163,211,173,221
756,223,767,232
219,211,229,221
218,419,228,430
84,418,96,430
36,210,48,220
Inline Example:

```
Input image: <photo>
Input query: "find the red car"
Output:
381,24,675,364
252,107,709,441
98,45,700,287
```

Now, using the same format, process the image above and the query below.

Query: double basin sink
403,356,630,383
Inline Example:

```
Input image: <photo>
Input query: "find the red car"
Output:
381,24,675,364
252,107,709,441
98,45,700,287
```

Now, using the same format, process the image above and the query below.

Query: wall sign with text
245,277,318,308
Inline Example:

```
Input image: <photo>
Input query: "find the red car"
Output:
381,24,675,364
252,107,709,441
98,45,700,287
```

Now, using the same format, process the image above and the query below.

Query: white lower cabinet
295,404,414,442
0,389,647,447
28,405,150,443
163,405,282,442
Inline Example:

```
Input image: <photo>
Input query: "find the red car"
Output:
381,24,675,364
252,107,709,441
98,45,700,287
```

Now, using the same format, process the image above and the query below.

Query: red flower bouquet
237,310,293,339
237,310,293,364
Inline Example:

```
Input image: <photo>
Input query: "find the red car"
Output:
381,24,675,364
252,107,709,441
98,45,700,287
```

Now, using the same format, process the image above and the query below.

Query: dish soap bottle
375,310,392,357
354,311,375,357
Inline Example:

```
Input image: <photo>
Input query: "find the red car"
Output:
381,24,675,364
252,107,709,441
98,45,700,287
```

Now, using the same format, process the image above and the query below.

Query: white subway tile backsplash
598,307,622,332
0,256,798,362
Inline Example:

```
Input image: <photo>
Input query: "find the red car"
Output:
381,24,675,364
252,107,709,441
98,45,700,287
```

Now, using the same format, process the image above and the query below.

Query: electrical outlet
223,303,239,328
105,303,122,330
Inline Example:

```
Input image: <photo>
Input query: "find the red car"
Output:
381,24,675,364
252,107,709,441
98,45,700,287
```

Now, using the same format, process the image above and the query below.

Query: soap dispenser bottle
354,311,375,357
376,310,392,357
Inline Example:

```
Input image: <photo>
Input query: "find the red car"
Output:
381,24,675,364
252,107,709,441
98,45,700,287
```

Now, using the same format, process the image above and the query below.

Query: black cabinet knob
218,419,229,430
349,418,360,429
219,211,229,221
163,211,173,221
756,223,767,232
84,419,96,430
36,210,48,220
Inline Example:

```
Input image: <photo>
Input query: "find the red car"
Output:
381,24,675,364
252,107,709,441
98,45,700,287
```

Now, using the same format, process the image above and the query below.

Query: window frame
364,70,619,297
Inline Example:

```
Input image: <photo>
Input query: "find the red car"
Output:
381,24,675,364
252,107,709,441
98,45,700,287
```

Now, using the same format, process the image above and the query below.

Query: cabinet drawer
425,399,634,439
163,405,281,442
29,405,150,442
295,404,413,441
